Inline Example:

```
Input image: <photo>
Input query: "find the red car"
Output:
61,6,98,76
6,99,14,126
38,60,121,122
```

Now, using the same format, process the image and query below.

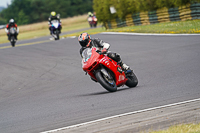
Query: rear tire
125,71,138,87
95,70,117,92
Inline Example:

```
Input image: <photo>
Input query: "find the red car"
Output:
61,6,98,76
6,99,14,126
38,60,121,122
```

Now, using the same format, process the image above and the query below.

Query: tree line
0,0,93,25
93,0,200,23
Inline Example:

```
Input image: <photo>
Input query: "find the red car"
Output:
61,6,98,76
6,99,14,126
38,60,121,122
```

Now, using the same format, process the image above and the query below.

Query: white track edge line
100,32,200,36
41,98,200,133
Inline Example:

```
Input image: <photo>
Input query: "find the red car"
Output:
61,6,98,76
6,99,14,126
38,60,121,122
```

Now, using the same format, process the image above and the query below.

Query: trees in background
1,0,200,25
93,0,200,23
0,0,93,25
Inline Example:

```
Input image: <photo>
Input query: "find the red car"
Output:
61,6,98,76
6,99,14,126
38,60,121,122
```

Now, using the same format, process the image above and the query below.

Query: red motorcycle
82,47,138,92
88,16,97,28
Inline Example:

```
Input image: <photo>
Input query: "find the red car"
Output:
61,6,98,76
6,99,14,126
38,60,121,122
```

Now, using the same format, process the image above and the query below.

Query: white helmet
9,19,14,23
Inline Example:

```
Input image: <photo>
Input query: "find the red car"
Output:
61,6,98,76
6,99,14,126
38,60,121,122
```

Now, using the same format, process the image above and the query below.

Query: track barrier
104,3,200,29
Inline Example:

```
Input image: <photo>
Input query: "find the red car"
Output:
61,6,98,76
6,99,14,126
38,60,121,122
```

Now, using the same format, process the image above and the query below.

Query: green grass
146,123,200,133
107,19,200,34
0,21,89,44
0,15,89,44
62,19,200,39
1,18,200,44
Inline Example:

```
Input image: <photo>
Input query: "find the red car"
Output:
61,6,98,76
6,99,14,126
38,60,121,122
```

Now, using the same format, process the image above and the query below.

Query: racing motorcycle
88,16,97,28
82,47,138,92
9,27,17,47
50,20,61,40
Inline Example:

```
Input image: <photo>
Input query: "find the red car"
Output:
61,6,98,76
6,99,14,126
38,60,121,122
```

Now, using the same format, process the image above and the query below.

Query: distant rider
5,19,19,40
48,11,62,35
93,12,97,18
78,32,130,73
88,12,93,17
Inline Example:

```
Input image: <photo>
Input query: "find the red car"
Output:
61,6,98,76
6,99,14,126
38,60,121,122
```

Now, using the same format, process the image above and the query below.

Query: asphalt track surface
0,32,200,133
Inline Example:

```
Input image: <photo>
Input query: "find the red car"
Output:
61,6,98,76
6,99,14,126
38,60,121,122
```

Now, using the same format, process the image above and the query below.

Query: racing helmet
78,33,91,47
88,12,93,17
51,11,56,17
9,19,14,24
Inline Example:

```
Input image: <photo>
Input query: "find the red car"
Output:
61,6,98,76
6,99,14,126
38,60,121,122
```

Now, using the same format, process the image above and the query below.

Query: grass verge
0,15,89,44
1,16,200,44
62,19,200,39
147,123,200,133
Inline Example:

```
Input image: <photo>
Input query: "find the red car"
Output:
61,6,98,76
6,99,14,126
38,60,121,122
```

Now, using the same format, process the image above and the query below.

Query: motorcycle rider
48,11,62,35
88,12,93,17
93,12,97,18
78,32,130,73
5,19,19,40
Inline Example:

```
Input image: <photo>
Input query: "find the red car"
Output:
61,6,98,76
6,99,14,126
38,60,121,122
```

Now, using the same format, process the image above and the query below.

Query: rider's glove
101,48,107,54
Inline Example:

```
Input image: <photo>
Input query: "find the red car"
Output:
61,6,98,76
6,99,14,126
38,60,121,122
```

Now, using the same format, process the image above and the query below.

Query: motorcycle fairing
99,56,127,87
51,20,60,28
82,48,101,79
82,47,127,87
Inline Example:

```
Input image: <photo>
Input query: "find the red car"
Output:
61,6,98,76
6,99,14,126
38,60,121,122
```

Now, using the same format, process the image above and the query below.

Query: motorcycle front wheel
10,36,16,47
55,31,59,40
95,70,117,92
125,71,138,87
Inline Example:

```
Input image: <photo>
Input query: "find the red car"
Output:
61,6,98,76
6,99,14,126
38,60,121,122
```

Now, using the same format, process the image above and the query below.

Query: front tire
10,36,15,47
95,70,117,92
125,71,138,87
55,31,59,40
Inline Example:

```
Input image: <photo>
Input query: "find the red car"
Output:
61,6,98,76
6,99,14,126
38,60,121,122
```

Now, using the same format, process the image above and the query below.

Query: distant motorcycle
82,47,138,92
50,20,61,40
9,27,17,47
88,16,97,28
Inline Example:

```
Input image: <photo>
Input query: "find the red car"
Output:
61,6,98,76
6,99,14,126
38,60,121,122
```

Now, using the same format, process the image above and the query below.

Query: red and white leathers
5,23,19,34
80,38,130,71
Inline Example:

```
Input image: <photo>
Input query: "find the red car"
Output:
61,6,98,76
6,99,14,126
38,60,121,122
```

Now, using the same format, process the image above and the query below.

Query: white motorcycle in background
5,27,19,47
9,27,18,47
88,16,98,28
50,20,61,40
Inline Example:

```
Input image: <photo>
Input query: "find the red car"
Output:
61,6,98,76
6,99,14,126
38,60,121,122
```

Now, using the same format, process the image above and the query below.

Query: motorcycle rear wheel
95,70,117,92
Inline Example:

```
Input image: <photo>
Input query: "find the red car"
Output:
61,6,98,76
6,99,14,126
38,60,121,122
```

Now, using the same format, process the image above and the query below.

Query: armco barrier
0,25,6,29
104,2,200,29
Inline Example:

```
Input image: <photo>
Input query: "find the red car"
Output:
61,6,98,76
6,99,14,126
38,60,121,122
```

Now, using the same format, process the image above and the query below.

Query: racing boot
122,63,130,71
49,27,53,35
119,62,132,74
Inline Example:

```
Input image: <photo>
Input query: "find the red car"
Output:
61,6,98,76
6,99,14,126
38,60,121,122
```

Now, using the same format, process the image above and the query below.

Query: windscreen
82,48,92,62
